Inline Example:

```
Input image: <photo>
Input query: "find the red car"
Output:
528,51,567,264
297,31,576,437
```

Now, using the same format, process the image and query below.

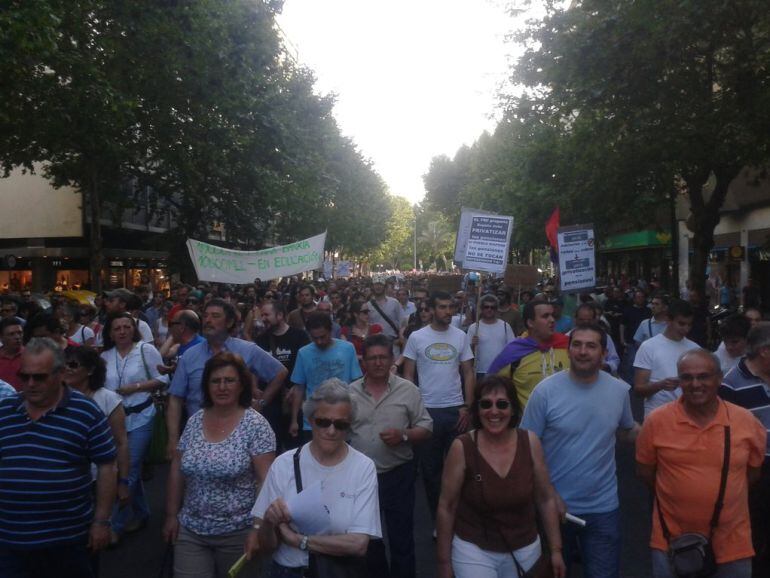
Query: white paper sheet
287,481,331,535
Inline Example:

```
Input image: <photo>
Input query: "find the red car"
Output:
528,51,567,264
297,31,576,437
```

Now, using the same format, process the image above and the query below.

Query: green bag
145,400,168,465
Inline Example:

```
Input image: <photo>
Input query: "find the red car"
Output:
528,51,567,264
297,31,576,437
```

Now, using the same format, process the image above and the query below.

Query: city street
101,395,653,578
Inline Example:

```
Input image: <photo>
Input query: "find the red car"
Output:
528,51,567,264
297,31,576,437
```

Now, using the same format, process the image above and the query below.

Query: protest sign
322,260,333,280
462,214,514,274
503,264,540,289
453,207,497,267
186,232,326,284
557,225,596,292
335,261,351,277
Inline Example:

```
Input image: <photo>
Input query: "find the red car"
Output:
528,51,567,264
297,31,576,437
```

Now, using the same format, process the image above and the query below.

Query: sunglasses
65,361,82,370
18,372,51,383
478,399,511,410
313,418,351,431
186,299,199,304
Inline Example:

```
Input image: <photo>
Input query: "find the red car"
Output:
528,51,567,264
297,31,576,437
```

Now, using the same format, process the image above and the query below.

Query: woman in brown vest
436,375,566,578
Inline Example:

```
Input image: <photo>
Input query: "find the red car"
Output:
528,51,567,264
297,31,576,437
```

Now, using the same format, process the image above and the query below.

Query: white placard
557,225,596,292
453,206,497,267
462,215,514,274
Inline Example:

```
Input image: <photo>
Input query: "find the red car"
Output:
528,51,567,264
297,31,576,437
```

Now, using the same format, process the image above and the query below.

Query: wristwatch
299,534,309,551
401,431,409,443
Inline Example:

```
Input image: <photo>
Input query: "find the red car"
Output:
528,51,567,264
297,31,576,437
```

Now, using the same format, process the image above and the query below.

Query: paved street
101,394,653,578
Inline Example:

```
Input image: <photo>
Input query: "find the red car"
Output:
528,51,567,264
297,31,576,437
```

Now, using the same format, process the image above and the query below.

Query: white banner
186,233,326,284
463,214,514,274
557,225,596,292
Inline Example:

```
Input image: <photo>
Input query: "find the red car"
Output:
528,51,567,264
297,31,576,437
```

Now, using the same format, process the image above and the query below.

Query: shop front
599,229,673,289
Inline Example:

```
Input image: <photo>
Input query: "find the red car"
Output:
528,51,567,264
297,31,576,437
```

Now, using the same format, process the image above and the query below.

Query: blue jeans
111,418,153,534
561,508,621,578
366,460,417,578
651,549,751,578
416,406,460,520
0,543,94,578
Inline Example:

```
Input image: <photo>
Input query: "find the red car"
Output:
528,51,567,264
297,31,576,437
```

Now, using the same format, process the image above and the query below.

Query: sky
276,0,524,204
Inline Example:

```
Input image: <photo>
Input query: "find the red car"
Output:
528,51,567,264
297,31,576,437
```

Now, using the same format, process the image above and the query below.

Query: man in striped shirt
720,323,770,576
0,338,117,578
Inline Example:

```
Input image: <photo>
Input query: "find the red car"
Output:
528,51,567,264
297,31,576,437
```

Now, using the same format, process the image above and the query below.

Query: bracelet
92,519,111,527
135,382,141,392
252,521,261,531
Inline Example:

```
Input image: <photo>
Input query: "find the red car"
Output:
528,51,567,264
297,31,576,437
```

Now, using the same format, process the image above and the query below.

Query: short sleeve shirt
178,409,275,535
251,445,382,568
520,370,634,513
402,325,474,408
636,398,766,563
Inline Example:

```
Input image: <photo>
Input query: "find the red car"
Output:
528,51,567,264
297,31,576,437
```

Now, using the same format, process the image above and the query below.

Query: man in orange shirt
636,349,765,578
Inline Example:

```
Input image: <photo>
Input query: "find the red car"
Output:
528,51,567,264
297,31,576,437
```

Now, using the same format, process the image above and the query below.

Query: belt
124,397,154,415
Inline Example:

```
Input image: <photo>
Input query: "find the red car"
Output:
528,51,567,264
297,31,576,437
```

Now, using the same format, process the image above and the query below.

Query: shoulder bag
469,432,552,578
658,425,730,578
292,446,368,578
369,299,400,336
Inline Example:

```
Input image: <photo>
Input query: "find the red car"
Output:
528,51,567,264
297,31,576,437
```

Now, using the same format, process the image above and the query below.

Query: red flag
545,206,560,251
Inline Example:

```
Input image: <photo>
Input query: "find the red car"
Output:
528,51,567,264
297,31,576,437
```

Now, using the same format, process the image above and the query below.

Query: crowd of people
0,274,768,578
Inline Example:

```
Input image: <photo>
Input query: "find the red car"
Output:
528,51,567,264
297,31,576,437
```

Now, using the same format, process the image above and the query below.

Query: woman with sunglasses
340,301,383,368
101,312,168,544
247,379,382,577
436,375,566,578
63,346,130,507
164,352,275,578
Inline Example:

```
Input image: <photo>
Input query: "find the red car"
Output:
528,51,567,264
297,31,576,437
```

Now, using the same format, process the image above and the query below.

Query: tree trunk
87,171,104,293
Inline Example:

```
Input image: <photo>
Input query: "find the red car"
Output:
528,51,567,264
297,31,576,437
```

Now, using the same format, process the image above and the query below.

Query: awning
600,230,671,253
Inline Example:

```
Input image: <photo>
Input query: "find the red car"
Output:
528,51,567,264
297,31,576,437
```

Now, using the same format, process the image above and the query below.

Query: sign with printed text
186,233,326,284
462,215,514,274
557,225,596,292
454,206,498,268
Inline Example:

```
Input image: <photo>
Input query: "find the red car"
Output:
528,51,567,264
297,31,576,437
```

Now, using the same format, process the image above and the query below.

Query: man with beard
521,323,638,578
368,280,404,344
256,300,309,450
165,299,287,457
287,284,317,332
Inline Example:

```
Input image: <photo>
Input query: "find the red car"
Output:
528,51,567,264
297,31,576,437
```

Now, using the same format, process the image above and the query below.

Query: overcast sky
276,0,523,204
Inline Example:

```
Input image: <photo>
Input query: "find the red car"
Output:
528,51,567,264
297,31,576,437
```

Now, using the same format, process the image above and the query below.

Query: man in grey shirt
368,280,403,343
349,334,432,578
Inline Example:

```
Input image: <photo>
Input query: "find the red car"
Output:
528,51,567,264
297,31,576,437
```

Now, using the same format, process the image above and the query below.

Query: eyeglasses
478,399,511,410
65,361,82,370
482,305,497,310
18,372,51,383
313,418,351,431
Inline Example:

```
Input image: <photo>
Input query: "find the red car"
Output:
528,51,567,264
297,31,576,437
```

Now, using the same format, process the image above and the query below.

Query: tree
511,0,770,293
370,196,415,269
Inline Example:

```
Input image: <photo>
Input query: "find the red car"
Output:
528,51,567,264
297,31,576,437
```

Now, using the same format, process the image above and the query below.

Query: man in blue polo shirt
720,322,770,575
166,298,287,457
0,338,117,578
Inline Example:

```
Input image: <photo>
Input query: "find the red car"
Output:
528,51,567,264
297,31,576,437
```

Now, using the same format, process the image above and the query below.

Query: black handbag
293,446,368,578
658,425,730,578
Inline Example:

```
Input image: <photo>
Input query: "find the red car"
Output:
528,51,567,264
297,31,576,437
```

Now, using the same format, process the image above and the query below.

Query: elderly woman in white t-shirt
101,312,168,543
246,379,382,577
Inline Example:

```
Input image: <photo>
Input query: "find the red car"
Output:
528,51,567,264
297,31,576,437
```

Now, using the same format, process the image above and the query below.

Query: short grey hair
303,378,355,421
24,337,66,372
677,348,722,375
746,323,770,360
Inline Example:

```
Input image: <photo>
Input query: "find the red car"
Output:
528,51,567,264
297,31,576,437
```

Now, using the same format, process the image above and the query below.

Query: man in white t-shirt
465,294,514,379
403,291,474,522
633,299,699,418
